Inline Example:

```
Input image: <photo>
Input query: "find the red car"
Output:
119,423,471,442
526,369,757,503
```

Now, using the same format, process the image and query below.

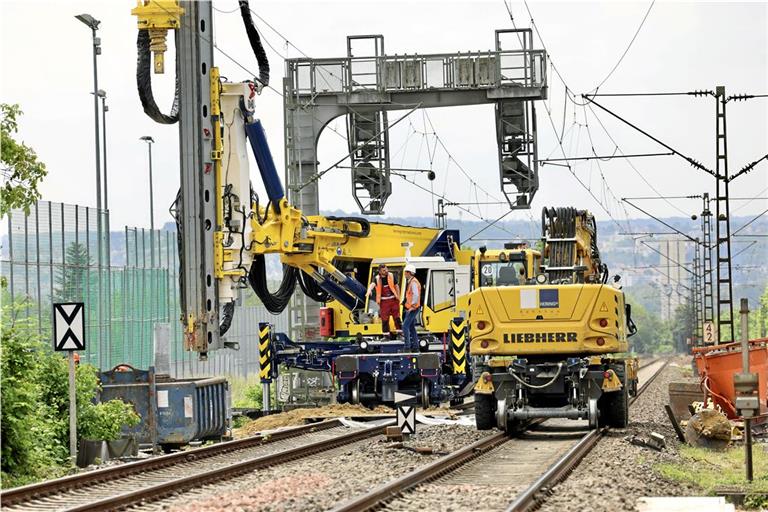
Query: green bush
79,399,140,441
229,375,263,408
1,296,142,487
0,303,62,486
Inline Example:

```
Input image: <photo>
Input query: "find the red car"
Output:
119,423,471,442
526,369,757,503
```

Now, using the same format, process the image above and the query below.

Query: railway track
0,418,389,512
2,358,667,512
331,357,670,512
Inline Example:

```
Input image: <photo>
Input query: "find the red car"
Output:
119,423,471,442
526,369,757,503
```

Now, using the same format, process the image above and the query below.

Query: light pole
98,89,112,366
75,13,103,229
76,13,103,369
97,90,108,211
140,136,156,267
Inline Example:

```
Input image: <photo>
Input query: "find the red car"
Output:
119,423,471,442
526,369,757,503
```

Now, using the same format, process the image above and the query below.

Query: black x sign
53,302,86,351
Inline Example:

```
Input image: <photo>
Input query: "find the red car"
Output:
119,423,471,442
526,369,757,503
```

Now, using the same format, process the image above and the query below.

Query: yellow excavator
470,207,638,431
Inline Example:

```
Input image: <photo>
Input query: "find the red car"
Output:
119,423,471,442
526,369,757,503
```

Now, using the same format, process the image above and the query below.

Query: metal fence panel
1,201,288,378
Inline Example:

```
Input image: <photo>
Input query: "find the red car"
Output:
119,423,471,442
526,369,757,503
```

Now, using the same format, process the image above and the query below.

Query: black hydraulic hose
248,254,297,313
325,216,371,238
238,0,270,87
298,271,332,303
170,189,186,312
219,301,235,336
136,29,180,124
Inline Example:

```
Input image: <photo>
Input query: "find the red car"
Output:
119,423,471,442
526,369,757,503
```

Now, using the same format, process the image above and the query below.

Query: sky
1,0,766,232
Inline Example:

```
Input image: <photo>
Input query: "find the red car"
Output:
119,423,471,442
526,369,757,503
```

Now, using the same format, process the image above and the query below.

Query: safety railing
286,48,547,96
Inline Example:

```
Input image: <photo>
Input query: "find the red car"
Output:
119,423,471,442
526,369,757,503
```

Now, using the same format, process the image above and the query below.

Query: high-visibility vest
405,276,421,310
375,272,399,303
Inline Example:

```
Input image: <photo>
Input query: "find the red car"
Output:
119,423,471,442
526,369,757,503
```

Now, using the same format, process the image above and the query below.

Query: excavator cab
473,246,541,289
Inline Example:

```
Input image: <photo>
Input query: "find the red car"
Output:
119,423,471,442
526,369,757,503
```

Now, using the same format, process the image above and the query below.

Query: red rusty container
692,338,767,419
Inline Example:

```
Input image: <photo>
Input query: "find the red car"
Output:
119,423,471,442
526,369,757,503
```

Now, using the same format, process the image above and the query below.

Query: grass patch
657,444,768,508
228,375,263,409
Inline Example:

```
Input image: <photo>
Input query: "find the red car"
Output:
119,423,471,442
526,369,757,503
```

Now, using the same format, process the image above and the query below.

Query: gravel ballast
537,358,702,512
138,424,491,512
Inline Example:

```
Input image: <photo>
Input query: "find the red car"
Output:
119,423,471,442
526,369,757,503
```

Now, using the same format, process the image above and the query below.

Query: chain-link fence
1,201,289,378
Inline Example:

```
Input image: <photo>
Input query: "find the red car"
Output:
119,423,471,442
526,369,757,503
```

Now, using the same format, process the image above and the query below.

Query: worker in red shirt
370,264,401,337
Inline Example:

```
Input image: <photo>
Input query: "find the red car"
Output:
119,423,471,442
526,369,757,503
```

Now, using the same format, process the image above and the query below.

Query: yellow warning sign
599,302,608,312
476,306,484,316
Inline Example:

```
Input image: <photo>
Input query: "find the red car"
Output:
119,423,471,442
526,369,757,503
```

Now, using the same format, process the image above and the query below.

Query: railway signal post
52,302,86,460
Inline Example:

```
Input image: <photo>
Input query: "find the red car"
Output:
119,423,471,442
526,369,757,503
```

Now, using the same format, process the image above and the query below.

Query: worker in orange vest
369,263,401,337
402,264,421,351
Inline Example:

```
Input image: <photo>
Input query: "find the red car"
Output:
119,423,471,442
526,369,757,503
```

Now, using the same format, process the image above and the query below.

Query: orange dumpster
692,338,767,419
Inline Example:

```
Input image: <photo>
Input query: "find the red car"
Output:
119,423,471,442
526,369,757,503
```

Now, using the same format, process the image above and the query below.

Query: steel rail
0,418,345,507
329,431,510,512
332,358,670,512
63,422,389,512
506,357,670,512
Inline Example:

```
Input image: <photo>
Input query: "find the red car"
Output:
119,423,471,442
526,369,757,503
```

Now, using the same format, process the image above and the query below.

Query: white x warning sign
53,302,86,351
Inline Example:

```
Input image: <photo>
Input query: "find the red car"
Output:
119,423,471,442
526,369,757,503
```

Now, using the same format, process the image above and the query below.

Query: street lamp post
98,89,112,367
75,13,103,370
75,13,103,231
140,136,156,267
98,90,108,212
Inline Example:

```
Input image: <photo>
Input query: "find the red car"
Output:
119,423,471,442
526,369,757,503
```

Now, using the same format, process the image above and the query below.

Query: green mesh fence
1,201,290,377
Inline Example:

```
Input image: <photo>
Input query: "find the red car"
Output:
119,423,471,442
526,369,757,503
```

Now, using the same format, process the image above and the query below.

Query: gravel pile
235,404,393,436
537,358,701,512
140,425,490,512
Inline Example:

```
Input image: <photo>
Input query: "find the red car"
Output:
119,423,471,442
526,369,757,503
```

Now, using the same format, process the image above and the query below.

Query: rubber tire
598,366,629,428
475,393,496,430
603,385,629,428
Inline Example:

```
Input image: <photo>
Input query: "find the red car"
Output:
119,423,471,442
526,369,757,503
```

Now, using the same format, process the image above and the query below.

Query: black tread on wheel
598,364,629,428
475,393,496,430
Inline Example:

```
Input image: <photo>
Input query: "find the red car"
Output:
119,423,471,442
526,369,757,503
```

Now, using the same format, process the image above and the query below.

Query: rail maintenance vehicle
470,207,638,431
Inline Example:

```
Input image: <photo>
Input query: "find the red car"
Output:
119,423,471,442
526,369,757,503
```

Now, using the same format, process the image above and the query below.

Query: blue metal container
98,366,230,449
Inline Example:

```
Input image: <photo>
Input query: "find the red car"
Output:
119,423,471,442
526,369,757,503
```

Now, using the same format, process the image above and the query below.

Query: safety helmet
404,264,416,274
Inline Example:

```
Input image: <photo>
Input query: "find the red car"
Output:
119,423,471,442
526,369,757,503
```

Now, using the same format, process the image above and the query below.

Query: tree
1,103,47,216
625,292,673,354
670,301,696,352
53,242,93,303
732,284,768,340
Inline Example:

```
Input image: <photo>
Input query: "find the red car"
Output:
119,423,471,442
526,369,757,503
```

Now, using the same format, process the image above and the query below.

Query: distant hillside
4,212,763,317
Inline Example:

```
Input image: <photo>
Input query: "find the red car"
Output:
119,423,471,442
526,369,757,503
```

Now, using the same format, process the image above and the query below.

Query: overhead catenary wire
583,95,716,177
732,186,768,214
504,0,635,234
220,3,540,238
390,171,519,239
587,0,656,93
584,103,691,217
726,208,768,239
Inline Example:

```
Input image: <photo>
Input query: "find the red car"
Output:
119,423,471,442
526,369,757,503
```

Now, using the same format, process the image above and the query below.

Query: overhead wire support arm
584,90,714,98
538,152,673,165
622,198,699,244
724,208,768,241
583,95,717,178
726,93,768,102
640,241,697,277
622,195,702,200
729,154,768,182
